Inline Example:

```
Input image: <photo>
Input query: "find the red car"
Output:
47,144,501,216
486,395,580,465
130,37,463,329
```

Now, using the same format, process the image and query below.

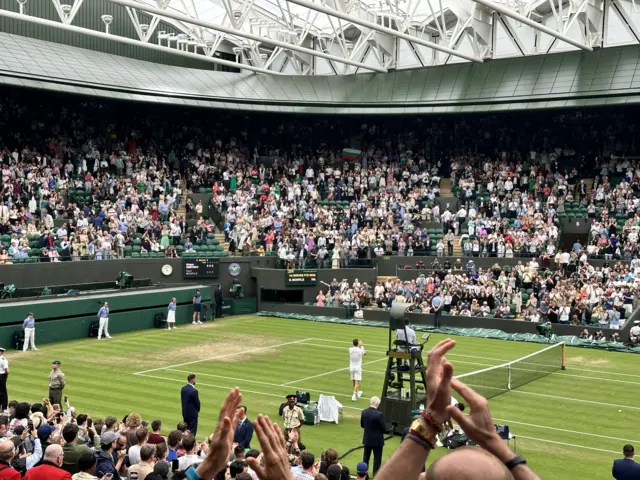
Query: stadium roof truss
6,0,640,74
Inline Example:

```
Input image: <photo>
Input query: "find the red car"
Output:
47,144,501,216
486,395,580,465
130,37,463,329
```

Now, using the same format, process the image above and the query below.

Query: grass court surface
9,315,640,479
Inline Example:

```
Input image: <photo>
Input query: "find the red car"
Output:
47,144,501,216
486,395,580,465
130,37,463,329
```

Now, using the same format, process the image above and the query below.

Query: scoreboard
285,269,318,286
183,258,220,279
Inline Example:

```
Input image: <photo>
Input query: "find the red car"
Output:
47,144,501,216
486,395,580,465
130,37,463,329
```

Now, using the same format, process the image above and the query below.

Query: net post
561,342,566,370
507,364,511,391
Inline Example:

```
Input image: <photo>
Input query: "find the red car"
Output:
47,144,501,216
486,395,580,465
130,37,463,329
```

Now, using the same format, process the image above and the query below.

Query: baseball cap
52,360,61,365
100,431,120,445
356,461,368,474
28,313,33,316
37,424,55,442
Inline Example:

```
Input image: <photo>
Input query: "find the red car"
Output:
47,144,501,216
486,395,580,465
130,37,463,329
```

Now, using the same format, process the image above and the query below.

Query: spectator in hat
24,444,71,480
36,425,55,454
61,423,100,475
48,361,65,406
22,313,37,352
355,462,368,480
94,432,124,479
71,452,98,480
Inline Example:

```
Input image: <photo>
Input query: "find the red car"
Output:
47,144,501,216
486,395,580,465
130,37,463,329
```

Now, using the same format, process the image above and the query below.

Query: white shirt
396,326,417,346
128,444,141,465
349,346,364,369
0,355,8,374
178,453,202,471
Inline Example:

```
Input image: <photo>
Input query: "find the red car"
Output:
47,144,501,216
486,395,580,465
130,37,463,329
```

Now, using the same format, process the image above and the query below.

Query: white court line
492,418,640,443
134,338,313,374
516,435,620,455
165,368,357,400
280,358,388,386
302,342,640,386
137,372,362,411
309,338,640,379
137,371,631,451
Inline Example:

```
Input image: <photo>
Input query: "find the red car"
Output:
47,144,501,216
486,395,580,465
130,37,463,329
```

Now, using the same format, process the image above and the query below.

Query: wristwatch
505,456,527,470
408,417,439,450
184,466,201,480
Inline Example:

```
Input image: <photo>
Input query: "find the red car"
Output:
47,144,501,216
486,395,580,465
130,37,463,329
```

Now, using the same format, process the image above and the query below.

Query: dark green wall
1,0,220,69
3,304,198,349
0,287,210,324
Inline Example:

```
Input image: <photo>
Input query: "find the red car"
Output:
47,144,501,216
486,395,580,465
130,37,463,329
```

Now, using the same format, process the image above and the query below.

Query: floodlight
101,14,113,34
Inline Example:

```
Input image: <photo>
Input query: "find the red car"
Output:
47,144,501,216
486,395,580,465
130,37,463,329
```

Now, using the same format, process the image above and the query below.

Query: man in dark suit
613,444,640,479
181,374,200,437
360,396,386,476
233,405,254,449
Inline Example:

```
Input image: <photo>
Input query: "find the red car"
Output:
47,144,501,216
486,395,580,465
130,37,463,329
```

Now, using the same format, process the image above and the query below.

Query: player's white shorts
350,367,362,381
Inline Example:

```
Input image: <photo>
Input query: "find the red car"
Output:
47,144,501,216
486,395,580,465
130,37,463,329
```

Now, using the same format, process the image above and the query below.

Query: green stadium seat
131,252,141,258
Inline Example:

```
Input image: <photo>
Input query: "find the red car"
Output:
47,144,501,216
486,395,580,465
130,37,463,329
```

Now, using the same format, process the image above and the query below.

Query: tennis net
455,342,566,400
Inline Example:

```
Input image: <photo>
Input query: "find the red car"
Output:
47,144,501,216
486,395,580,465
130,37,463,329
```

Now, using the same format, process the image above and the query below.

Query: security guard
48,360,65,406
22,312,37,351
0,348,8,410
281,394,304,438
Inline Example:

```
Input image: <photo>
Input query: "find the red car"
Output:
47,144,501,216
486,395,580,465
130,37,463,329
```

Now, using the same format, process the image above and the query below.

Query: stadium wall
0,257,272,297
252,267,377,310
258,303,637,340
0,286,211,349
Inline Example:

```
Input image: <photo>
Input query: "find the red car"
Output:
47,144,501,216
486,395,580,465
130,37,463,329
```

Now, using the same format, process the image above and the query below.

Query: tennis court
7,315,639,479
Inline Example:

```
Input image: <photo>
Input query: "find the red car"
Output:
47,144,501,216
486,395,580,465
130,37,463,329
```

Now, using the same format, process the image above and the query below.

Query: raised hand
446,377,504,458
425,338,456,424
197,387,243,479
246,415,292,480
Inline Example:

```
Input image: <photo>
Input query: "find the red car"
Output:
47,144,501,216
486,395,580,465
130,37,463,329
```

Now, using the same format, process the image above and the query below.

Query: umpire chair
379,302,429,432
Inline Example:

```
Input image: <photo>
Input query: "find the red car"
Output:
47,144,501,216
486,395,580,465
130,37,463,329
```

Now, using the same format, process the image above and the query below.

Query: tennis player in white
349,338,366,401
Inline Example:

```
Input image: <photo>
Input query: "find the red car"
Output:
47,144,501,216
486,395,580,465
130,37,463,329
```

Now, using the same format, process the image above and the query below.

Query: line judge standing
48,360,65,406
0,348,8,410
361,396,386,477
181,374,200,437
192,290,203,324
97,302,111,340
22,312,38,351
167,297,177,330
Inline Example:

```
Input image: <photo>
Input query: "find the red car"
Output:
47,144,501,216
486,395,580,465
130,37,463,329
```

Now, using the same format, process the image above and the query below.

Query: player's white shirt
349,346,365,368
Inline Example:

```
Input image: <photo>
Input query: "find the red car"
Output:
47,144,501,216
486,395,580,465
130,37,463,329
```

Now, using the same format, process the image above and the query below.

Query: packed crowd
318,257,638,328
3,89,640,263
